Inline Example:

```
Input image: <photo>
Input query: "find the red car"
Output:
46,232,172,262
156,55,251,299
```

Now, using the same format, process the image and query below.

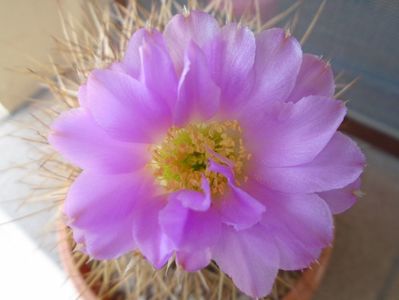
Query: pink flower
49,11,365,298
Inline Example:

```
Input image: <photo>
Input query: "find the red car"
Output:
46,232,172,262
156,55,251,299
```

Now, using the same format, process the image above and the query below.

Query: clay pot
284,248,332,300
58,224,98,300
58,224,332,300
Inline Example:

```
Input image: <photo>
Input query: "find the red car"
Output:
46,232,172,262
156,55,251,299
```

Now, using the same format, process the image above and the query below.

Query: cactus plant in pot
37,1,365,299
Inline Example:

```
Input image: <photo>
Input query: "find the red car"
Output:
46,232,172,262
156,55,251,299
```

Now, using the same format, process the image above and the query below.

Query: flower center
150,120,251,196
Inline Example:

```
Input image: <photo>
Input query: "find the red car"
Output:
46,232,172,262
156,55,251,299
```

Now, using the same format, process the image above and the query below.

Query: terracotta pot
58,224,332,300
284,248,332,300
58,224,98,300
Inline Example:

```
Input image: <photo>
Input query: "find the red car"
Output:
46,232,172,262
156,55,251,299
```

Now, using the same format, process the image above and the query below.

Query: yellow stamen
149,120,250,196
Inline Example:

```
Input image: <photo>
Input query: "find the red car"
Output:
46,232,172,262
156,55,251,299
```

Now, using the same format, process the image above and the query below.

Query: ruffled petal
248,28,302,110
164,10,220,74
247,96,346,167
159,200,221,252
176,249,211,272
174,41,220,126
84,69,171,143
208,160,266,230
139,31,178,108
170,177,211,211
114,28,178,106
78,217,136,260
49,108,149,173
65,170,155,259
253,132,365,193
204,23,256,113
220,186,266,230
208,159,234,181
268,225,322,271
132,196,174,269
248,181,333,269
287,54,335,102
318,177,362,214
120,28,164,79
211,225,279,298
65,170,154,228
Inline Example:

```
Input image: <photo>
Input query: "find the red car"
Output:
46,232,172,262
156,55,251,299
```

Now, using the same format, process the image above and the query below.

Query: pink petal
248,28,302,110
65,170,153,228
121,28,164,79
208,159,234,181
49,108,149,173
208,160,266,229
159,200,221,252
219,186,266,230
287,54,335,102
171,177,211,211
174,41,220,126
318,177,362,214
132,196,174,269
139,31,178,109
176,249,211,272
164,10,220,74
211,225,279,298
79,217,137,260
250,182,333,269
65,170,155,259
247,96,346,167
268,225,322,270
253,132,365,193
85,69,171,143
204,23,256,113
